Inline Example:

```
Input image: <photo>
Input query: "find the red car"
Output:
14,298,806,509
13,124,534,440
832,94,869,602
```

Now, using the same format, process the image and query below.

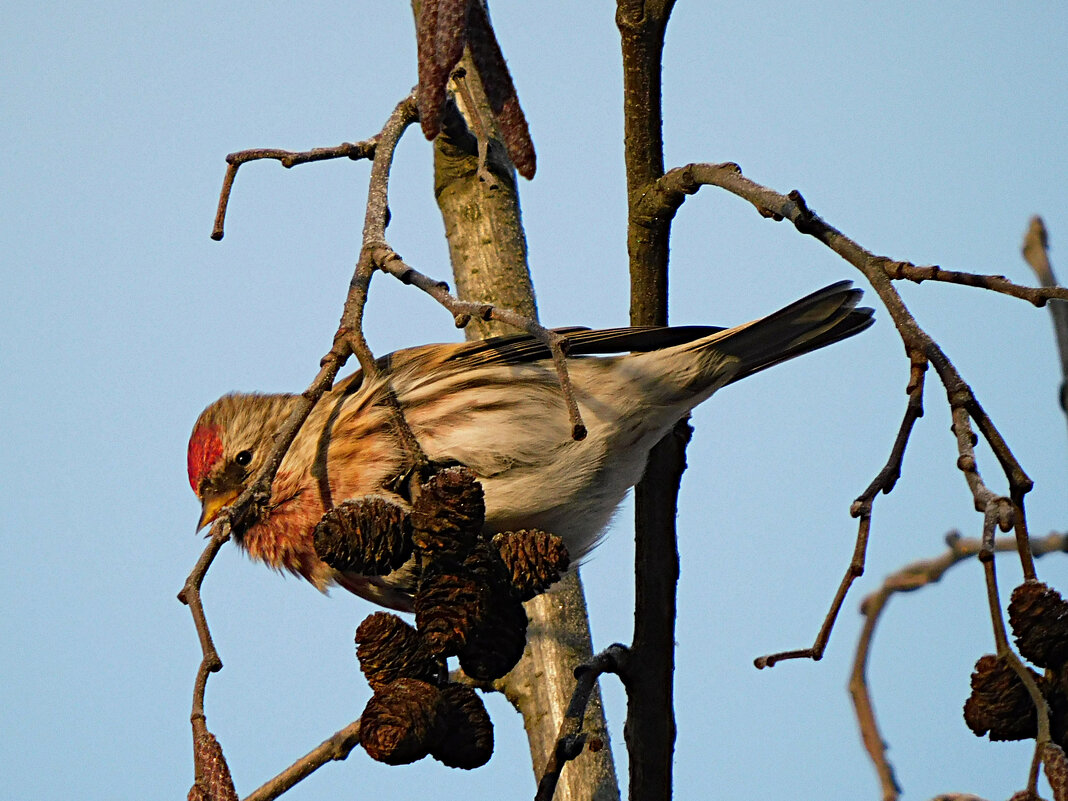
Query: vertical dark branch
618,1,674,326
617,3,681,801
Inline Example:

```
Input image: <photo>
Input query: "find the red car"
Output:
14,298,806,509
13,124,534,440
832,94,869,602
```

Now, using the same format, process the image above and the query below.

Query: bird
188,281,873,610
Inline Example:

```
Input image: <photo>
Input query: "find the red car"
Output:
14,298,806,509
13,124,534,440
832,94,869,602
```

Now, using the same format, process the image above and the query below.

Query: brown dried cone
492,529,570,601
360,678,442,765
356,612,441,690
411,466,485,556
465,0,536,179
1010,581,1068,670
458,589,529,680
1045,743,1068,801
313,496,413,575
431,683,494,769
191,729,238,801
964,654,1042,741
415,562,490,656
416,0,452,139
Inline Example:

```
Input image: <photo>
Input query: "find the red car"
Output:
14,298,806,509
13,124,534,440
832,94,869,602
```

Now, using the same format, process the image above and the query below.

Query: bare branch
534,645,629,801
849,531,1068,801
640,159,1044,665
616,2,684,798
756,353,928,668
241,721,363,801
183,92,420,798
371,245,588,440
211,140,377,240
643,163,1068,310
339,92,420,380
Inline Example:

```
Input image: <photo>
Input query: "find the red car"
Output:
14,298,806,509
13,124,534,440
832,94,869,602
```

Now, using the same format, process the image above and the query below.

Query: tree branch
241,721,363,801
370,245,586,439
639,159,1043,666
617,3,682,800
535,645,630,801
849,531,1068,801
212,139,377,240
419,8,620,797
182,91,420,797
756,352,928,668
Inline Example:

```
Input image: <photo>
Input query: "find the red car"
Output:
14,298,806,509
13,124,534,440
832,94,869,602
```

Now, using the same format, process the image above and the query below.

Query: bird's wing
442,325,725,369
331,325,726,394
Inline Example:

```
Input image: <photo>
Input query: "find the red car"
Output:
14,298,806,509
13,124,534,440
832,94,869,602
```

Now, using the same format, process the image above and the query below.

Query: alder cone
431,683,494,769
415,564,489,656
410,467,485,556
492,529,570,601
1009,581,1068,670
313,496,413,575
355,612,440,690
963,654,1040,741
458,592,528,681
360,679,441,765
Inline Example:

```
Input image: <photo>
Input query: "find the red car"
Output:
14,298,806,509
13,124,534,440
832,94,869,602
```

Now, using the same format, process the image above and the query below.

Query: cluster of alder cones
313,466,570,768
965,580,1068,750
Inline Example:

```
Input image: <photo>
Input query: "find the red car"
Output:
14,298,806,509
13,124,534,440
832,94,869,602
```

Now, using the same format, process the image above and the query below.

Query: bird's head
187,393,296,530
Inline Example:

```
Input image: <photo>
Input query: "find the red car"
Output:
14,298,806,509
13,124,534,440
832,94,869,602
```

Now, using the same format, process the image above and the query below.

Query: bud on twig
190,729,238,801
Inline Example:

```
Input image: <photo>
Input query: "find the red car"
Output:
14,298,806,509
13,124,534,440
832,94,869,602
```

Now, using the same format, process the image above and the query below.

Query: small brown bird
188,282,873,610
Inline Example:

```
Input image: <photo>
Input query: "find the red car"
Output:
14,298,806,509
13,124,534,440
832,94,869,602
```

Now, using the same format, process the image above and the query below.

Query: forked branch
640,160,1044,668
849,531,1068,801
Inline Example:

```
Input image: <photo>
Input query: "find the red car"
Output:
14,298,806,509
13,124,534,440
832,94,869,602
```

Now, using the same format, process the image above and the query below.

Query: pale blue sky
3,2,1067,799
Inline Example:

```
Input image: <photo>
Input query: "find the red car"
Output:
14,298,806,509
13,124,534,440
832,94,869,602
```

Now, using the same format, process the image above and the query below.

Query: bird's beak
197,489,240,531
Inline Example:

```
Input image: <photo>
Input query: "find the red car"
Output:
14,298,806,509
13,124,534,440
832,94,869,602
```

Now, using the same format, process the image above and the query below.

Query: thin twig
452,67,499,188
211,140,377,240
848,531,1068,801
642,160,1042,665
641,163,1068,309
371,245,588,440
756,352,928,668
241,720,363,801
178,527,231,721
881,261,1068,306
534,644,629,801
182,91,419,797
338,91,419,381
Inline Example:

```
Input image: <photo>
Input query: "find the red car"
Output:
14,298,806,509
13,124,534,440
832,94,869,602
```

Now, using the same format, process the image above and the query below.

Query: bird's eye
235,450,253,467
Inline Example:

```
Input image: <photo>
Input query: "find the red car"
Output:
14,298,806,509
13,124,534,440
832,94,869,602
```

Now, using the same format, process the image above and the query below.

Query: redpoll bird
188,282,873,610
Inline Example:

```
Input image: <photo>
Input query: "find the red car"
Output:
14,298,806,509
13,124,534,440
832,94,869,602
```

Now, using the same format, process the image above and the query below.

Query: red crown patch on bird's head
187,423,223,494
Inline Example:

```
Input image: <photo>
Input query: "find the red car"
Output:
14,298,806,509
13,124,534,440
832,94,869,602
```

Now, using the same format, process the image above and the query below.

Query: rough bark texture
431,46,621,801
